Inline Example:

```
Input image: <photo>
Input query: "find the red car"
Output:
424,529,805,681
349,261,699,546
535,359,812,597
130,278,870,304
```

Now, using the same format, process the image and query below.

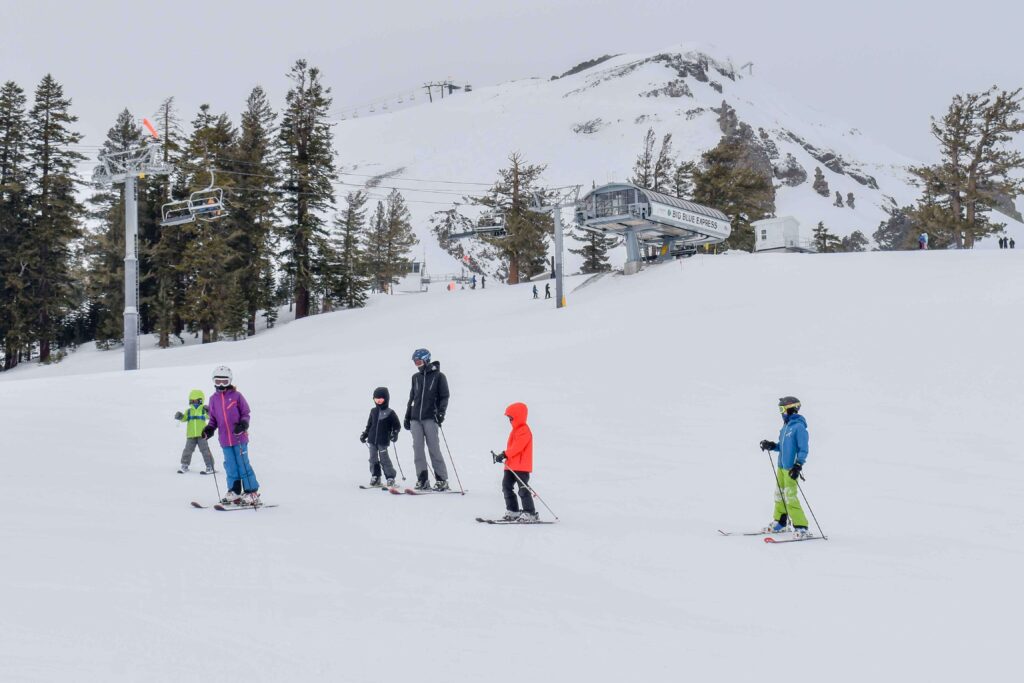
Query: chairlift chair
187,170,228,221
161,199,195,227
475,211,507,238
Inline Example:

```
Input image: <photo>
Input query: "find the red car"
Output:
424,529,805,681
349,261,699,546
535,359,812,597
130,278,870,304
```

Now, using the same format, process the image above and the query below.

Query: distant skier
360,387,400,488
471,275,477,290
759,396,811,538
404,349,451,490
918,232,929,250
532,284,538,299
999,236,1006,249
481,274,486,289
1011,238,1017,249
202,366,261,506
174,389,215,474
491,402,538,522
544,283,551,299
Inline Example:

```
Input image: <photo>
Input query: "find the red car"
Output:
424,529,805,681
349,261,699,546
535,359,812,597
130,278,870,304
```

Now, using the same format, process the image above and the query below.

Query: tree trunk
508,254,520,285
295,285,309,319
247,312,257,337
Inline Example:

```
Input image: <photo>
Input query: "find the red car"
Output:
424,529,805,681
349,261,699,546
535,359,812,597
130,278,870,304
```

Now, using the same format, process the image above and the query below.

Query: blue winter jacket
772,414,809,469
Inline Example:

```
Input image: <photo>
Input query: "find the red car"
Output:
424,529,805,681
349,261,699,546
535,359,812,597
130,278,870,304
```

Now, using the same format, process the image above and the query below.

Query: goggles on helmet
779,401,801,414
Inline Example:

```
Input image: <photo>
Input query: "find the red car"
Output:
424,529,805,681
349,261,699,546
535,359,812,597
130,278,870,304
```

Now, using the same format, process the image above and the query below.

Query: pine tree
812,167,830,197
24,74,85,362
630,128,656,189
834,191,844,207
327,190,369,308
278,60,336,318
839,230,868,252
84,109,142,347
0,81,32,369
365,201,387,293
812,221,841,253
469,153,551,283
692,138,774,252
673,160,697,197
652,133,675,193
909,87,1024,248
568,226,615,273
365,189,418,292
230,86,279,335
873,205,918,251
846,192,855,209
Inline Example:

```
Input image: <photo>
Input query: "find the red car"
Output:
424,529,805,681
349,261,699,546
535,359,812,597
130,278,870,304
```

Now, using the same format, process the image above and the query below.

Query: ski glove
174,411,184,420
788,463,803,480
359,432,368,444
201,425,216,440
233,419,249,435
390,430,399,443
760,440,777,452
403,418,411,431
436,412,445,425
492,451,507,464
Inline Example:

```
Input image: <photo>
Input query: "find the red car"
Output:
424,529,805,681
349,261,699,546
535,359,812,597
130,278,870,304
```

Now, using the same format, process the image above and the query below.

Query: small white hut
753,216,816,253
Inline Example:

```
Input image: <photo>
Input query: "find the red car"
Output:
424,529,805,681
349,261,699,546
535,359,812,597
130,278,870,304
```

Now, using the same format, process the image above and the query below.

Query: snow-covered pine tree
24,74,85,363
812,221,841,253
834,191,844,207
846,192,855,209
839,230,868,252
568,226,616,274
873,205,917,251
0,80,32,369
812,167,830,197
278,60,336,318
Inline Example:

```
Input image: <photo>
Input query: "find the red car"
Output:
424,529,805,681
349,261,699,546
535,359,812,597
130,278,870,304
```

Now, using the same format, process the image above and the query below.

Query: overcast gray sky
1,0,1020,163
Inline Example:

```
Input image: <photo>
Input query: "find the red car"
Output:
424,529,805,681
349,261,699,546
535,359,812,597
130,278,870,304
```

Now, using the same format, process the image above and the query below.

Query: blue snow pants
222,444,259,493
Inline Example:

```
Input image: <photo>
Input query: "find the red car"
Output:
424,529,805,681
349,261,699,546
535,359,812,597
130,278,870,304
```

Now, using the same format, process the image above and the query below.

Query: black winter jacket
362,388,402,447
405,361,450,423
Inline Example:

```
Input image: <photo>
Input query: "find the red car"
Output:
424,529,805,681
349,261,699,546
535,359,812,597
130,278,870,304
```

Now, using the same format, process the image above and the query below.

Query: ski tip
763,537,777,543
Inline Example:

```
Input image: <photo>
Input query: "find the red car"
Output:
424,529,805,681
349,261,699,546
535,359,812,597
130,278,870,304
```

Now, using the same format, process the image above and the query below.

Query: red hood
504,402,528,428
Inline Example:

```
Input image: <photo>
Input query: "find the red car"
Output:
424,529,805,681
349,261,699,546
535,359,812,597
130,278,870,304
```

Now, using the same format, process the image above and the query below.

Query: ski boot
433,479,450,491
414,479,431,491
502,510,520,521
792,527,812,539
220,491,242,506
386,478,396,488
240,491,262,507
763,521,789,534
517,511,540,523
177,465,189,474
200,466,215,475
369,475,382,488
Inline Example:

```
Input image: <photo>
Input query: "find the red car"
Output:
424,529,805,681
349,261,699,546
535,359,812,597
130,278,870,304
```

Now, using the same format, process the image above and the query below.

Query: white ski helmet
212,365,233,385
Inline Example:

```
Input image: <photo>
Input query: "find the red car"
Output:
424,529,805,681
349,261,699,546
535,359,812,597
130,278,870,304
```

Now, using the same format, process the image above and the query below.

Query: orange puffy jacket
504,402,533,472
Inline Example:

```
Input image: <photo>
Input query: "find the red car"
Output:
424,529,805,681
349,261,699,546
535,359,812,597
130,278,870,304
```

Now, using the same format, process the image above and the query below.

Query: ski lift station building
752,216,816,253
575,183,731,274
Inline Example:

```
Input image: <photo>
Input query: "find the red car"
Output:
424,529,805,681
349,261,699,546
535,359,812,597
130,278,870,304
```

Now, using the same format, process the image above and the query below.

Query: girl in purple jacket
202,365,261,506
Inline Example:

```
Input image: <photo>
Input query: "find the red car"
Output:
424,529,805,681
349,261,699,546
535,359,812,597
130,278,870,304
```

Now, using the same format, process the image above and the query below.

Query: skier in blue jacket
759,396,811,537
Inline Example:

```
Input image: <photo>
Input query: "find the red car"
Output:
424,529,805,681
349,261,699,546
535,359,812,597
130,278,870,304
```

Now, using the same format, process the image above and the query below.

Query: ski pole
391,442,406,481
796,481,827,540
493,453,559,521
764,448,790,526
437,423,465,495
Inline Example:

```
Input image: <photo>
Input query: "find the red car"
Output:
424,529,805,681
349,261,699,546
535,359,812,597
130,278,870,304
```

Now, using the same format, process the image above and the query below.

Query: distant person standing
481,274,486,289
404,348,451,491
1011,238,1017,249
471,275,477,290
544,283,551,299
918,232,929,250
999,236,1006,249
532,284,538,299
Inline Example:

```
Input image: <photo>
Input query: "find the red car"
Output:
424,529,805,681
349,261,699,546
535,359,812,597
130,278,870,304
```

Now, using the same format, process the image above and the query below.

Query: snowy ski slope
1,250,1022,682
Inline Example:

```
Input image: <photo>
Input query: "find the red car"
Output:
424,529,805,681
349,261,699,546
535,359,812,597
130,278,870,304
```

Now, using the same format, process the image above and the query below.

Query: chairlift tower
93,121,173,371
529,186,580,309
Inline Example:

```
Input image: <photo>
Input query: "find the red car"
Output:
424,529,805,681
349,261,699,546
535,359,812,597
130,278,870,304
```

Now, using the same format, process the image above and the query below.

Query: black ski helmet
778,396,801,415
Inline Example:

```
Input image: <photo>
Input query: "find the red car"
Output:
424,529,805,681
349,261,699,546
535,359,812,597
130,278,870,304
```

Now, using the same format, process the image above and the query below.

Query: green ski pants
773,467,808,528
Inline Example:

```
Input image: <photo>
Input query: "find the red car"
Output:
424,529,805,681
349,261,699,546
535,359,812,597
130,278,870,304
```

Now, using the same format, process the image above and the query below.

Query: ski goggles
779,402,801,414
213,377,231,387
190,399,203,406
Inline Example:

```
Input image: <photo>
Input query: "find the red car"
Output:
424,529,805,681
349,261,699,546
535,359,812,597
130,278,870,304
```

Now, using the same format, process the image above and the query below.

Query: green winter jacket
179,390,210,439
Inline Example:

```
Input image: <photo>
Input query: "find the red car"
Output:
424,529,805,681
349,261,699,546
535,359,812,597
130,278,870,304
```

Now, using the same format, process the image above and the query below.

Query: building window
761,230,767,240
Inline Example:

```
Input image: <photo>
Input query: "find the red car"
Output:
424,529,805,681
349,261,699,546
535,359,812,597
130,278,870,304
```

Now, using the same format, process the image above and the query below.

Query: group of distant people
532,283,551,300
998,236,1016,249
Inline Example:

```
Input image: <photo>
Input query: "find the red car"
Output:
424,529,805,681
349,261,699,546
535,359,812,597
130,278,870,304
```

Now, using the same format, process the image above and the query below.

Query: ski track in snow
1,251,1022,681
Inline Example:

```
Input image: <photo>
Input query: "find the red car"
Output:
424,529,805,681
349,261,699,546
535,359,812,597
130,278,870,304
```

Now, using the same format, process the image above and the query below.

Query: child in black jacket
360,387,401,487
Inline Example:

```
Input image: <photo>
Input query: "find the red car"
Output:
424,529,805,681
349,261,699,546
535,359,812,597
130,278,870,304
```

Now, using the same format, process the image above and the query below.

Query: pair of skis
475,517,555,525
718,529,826,543
191,501,278,511
359,484,466,495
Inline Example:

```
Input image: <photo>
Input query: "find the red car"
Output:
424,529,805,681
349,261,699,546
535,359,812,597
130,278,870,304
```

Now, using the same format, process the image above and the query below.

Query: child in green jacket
175,389,215,474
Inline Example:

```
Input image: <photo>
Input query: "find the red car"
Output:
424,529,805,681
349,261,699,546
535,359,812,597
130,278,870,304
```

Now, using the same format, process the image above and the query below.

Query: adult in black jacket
404,348,450,490
360,387,401,486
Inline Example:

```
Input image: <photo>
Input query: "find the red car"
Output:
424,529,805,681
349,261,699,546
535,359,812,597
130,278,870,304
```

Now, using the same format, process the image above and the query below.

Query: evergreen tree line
0,61,418,370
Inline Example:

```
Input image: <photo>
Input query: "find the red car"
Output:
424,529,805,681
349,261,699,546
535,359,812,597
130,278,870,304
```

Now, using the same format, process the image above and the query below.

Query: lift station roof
576,183,731,245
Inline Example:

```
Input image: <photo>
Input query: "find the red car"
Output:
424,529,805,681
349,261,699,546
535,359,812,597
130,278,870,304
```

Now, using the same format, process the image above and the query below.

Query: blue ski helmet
412,348,431,365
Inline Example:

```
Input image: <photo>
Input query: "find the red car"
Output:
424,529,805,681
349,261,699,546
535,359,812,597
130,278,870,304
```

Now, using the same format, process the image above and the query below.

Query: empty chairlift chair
161,199,195,227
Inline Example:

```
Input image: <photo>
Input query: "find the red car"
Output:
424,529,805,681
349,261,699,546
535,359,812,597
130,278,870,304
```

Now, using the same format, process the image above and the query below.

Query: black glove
201,425,216,440
233,420,248,435
435,412,445,425
390,430,399,443
403,418,411,431
359,432,368,444
174,411,184,420
788,463,803,480
760,440,777,452
491,451,507,464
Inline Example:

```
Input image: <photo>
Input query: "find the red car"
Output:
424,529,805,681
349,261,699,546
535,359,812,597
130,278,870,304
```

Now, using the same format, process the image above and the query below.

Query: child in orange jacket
491,402,537,521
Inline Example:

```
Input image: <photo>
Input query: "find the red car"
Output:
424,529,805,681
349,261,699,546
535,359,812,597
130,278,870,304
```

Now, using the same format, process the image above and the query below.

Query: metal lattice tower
93,140,174,371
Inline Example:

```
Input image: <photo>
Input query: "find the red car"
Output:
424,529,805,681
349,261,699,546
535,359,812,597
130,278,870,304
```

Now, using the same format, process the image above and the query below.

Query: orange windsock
142,118,159,140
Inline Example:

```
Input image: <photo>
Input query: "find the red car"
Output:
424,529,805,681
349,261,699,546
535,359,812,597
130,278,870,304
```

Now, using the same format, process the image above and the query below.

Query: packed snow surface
1,250,1021,682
